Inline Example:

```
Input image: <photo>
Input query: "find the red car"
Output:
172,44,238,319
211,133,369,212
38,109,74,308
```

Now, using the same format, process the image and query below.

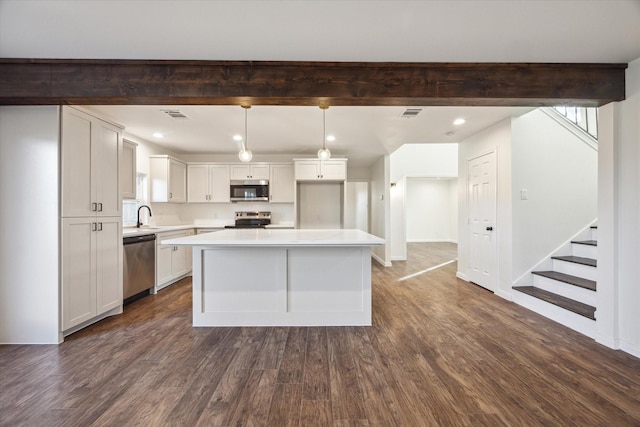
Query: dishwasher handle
123,234,157,245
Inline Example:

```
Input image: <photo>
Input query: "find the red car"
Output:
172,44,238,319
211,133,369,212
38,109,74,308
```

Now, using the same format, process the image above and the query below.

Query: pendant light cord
322,108,326,150
244,106,248,151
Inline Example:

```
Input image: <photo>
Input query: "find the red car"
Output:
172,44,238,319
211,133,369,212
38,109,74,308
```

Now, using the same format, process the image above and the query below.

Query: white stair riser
591,228,597,240
532,275,596,306
572,243,597,259
512,291,596,338
552,260,597,281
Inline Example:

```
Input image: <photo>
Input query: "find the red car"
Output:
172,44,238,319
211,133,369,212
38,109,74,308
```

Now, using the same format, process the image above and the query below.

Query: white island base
163,229,384,327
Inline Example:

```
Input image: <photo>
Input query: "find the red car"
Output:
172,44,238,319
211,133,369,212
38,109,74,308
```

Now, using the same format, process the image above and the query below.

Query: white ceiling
1,1,639,62
86,105,533,167
2,1,638,167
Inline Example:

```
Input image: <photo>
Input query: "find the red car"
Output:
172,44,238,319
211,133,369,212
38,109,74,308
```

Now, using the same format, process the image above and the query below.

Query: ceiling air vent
162,110,189,120
399,108,422,118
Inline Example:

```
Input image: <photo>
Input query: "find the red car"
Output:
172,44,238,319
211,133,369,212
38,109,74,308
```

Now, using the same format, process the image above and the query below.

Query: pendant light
317,105,331,160
238,105,253,162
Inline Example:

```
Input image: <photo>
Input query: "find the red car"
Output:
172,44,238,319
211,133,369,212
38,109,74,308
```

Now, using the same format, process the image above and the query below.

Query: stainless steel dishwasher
123,233,156,302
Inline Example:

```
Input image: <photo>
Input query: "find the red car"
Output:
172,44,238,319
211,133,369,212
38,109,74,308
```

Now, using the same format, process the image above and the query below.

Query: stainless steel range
225,211,271,229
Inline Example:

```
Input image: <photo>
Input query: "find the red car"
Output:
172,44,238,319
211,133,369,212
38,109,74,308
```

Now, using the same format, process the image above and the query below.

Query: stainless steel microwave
230,180,269,202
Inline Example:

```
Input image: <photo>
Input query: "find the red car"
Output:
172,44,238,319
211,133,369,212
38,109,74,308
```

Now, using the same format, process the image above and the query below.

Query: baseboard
495,289,512,301
391,256,407,261
619,340,640,358
456,271,468,281
372,253,391,267
596,333,620,350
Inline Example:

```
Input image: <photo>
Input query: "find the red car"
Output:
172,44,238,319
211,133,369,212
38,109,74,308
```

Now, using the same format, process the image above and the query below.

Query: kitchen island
162,229,385,327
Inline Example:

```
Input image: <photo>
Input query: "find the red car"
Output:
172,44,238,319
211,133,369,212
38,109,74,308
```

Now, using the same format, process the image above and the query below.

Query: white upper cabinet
121,139,137,199
210,165,231,202
187,164,230,203
187,164,209,203
294,159,347,181
230,164,270,180
150,155,187,203
269,164,294,203
61,107,123,217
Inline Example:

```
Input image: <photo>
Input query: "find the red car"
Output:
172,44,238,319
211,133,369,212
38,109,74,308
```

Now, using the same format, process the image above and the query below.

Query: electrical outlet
520,189,528,200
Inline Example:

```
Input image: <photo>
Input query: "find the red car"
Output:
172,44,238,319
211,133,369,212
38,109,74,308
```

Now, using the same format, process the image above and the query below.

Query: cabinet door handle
92,222,97,231
98,222,103,231
92,202,98,212
169,192,173,199
97,202,103,212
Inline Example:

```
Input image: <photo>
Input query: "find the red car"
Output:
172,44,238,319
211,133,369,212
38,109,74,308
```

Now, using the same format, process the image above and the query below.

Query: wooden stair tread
532,271,596,291
513,286,596,320
571,239,597,246
551,255,597,267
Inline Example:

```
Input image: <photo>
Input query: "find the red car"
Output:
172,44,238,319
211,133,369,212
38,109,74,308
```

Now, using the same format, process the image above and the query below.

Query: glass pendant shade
239,147,252,162
317,146,331,160
317,105,331,160
238,105,252,162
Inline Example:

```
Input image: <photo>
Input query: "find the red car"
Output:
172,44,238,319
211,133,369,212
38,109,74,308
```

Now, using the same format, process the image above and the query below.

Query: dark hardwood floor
2,243,640,426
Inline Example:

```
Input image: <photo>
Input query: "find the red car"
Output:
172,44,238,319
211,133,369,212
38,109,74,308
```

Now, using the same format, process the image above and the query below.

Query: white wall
389,179,406,260
448,179,458,240
370,155,390,266
0,106,61,344
390,144,458,183
345,181,369,232
405,178,458,243
458,119,513,300
511,109,598,280
599,58,640,356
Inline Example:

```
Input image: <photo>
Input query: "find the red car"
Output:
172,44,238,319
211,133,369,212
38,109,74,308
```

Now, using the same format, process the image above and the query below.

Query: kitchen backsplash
148,202,294,226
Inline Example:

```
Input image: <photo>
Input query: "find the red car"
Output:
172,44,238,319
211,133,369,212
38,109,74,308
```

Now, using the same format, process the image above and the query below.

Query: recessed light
233,134,243,141
453,118,466,126
326,135,336,142
153,132,164,138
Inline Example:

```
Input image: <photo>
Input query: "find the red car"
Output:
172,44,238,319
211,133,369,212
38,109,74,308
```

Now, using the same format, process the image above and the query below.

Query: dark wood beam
0,59,627,107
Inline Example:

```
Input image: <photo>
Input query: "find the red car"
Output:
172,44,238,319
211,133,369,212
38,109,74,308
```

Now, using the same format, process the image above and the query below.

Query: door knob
486,226,493,231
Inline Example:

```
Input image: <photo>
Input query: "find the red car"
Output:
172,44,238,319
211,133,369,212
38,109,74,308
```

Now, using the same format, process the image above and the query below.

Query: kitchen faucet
136,205,153,228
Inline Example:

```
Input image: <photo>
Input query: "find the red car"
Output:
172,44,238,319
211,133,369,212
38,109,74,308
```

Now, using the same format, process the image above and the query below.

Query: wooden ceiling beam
0,59,627,107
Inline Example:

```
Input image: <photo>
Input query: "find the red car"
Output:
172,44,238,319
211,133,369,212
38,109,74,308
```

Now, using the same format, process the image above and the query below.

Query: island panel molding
164,228,383,327
0,59,627,107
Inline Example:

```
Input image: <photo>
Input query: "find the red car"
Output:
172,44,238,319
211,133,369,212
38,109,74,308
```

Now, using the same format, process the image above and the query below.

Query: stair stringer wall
512,220,597,287
511,108,598,288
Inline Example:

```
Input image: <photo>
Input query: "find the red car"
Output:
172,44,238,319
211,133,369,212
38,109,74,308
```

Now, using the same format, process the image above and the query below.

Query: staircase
512,226,597,338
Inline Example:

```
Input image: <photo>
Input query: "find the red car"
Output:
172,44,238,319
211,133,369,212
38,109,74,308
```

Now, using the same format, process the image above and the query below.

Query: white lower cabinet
61,217,122,331
155,229,194,290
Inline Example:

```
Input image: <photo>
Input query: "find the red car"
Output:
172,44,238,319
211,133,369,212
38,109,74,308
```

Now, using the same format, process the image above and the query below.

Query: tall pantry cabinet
60,107,124,332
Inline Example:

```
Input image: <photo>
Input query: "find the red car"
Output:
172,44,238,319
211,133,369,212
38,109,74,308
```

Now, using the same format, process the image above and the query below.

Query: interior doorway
467,151,497,291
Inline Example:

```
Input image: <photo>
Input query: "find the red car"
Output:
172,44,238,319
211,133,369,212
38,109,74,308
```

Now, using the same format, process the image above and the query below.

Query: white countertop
123,222,296,237
122,224,225,237
161,228,385,247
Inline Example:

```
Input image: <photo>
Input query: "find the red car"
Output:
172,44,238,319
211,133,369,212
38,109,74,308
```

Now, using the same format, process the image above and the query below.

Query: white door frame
467,150,498,292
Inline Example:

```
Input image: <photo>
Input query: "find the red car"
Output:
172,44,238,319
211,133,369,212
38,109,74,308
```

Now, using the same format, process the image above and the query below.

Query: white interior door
468,152,497,291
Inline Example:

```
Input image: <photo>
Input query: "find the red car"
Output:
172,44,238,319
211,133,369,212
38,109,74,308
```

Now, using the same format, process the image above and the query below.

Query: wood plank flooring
2,242,640,426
